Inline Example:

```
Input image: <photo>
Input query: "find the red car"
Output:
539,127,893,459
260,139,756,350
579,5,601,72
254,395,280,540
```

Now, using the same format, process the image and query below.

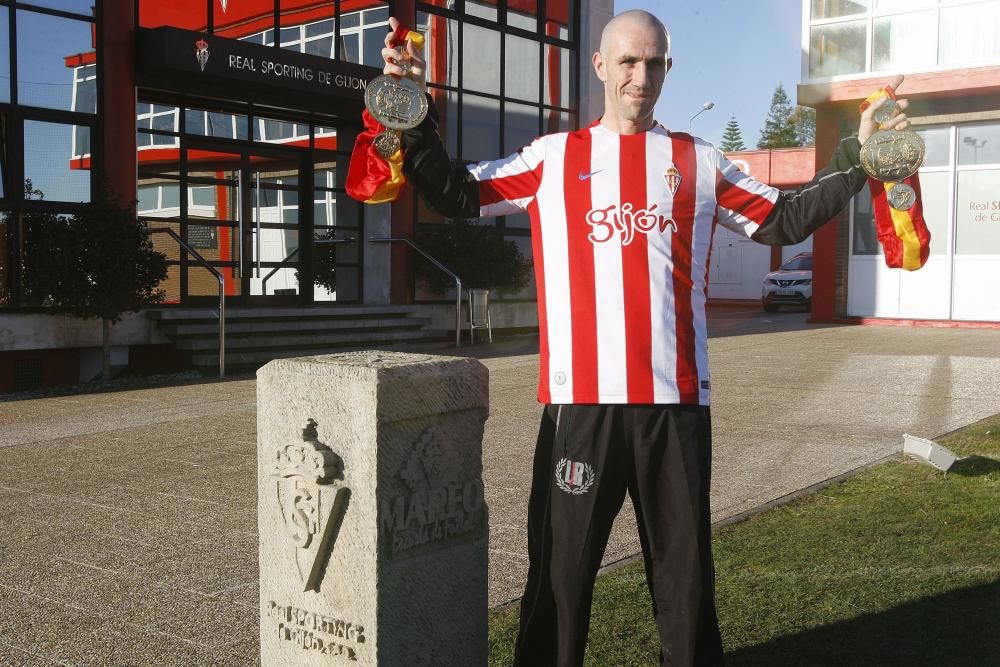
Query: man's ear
666,57,673,75
592,51,606,82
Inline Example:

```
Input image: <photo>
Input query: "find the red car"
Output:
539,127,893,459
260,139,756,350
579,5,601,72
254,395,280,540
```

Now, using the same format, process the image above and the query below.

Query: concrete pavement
1,311,998,665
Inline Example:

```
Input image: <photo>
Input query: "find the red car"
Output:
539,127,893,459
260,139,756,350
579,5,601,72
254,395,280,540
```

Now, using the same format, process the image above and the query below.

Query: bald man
383,10,908,666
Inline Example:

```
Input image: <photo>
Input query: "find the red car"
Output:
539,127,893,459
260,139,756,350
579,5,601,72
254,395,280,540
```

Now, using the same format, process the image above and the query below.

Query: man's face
594,20,670,129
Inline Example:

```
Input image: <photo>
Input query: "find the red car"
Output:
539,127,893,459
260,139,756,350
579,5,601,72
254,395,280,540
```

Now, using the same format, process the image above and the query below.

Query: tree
720,115,746,152
788,105,816,146
309,227,341,295
414,220,532,296
757,83,799,149
21,181,168,381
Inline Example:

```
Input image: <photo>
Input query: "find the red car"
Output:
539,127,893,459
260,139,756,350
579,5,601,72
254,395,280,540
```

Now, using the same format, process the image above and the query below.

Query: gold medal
887,182,916,211
873,96,899,127
860,130,925,182
365,75,428,131
373,130,401,158
395,46,413,75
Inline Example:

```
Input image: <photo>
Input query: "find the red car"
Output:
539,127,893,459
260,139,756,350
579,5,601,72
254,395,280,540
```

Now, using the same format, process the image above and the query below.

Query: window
918,170,951,255
956,169,1000,254
4,3,98,307
254,117,309,144
917,126,951,167
852,182,880,255
505,34,540,102
812,0,869,19
24,120,91,202
872,11,937,71
810,21,867,78
462,95,501,162
940,2,1000,66
23,1,95,15
17,10,96,112
0,214,10,306
0,12,9,104
463,23,502,94
72,64,97,114
335,6,391,66
807,0,1000,79
958,122,1000,166
185,108,249,140
781,255,813,271
415,0,578,303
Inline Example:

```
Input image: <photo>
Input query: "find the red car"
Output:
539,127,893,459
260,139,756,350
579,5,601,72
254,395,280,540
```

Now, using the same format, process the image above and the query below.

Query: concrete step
190,330,445,369
161,316,431,337
175,324,433,351
151,305,440,372
148,305,414,322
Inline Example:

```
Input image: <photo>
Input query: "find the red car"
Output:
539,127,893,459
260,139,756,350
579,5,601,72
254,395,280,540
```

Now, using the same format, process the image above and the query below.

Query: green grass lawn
489,415,1000,666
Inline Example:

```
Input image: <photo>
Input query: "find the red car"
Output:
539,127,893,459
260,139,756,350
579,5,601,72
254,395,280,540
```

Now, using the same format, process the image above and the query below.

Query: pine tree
789,105,816,146
757,83,799,149
720,115,746,152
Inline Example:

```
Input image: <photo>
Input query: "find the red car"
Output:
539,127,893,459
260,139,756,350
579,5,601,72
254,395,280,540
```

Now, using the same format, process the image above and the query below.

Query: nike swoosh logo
578,170,602,180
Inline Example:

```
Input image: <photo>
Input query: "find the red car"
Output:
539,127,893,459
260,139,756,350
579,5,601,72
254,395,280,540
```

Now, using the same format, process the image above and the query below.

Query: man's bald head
599,10,670,58
592,10,672,133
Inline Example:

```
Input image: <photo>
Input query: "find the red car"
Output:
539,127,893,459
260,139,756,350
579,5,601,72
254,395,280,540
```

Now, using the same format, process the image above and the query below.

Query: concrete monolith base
257,351,489,666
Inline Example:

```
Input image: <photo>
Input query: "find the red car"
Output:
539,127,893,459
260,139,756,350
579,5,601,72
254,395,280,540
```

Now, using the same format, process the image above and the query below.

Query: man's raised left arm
716,75,911,246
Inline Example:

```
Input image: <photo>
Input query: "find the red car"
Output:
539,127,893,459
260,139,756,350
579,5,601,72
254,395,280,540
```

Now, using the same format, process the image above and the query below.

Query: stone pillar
257,351,489,666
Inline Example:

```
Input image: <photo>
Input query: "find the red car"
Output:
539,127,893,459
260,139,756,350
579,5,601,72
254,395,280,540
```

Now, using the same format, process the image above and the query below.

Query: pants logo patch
555,458,595,495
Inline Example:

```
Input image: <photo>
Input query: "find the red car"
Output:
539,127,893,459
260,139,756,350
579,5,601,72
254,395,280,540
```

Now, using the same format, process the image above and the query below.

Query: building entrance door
179,140,307,305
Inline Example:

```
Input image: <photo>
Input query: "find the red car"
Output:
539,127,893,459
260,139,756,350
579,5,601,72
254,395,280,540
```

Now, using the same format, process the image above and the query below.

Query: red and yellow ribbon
346,26,424,205
346,109,406,204
859,87,931,271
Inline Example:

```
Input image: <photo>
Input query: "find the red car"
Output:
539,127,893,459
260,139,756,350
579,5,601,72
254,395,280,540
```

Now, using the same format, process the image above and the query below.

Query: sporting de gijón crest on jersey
466,121,780,406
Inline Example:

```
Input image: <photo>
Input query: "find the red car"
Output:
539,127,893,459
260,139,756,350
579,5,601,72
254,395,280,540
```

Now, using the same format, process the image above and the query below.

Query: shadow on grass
727,580,1000,667
949,455,1000,477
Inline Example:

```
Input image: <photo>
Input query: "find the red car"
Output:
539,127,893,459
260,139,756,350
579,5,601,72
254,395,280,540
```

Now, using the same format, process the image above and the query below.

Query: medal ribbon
859,87,931,271
346,26,424,204
346,109,407,204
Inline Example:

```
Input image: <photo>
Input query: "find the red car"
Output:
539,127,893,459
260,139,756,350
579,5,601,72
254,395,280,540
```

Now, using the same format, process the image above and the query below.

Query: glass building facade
0,1,99,308
806,0,1000,79
802,0,1000,322
1,0,582,309
414,0,576,303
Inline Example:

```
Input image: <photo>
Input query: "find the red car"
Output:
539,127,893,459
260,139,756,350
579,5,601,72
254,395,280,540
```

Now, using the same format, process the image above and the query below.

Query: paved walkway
1,312,998,665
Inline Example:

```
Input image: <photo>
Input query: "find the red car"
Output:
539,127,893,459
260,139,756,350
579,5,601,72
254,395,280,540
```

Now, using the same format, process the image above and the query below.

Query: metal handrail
150,228,226,378
261,247,299,295
368,237,462,348
259,237,358,295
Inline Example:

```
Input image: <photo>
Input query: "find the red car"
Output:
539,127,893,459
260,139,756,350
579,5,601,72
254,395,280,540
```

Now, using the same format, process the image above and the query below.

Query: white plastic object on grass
902,434,958,472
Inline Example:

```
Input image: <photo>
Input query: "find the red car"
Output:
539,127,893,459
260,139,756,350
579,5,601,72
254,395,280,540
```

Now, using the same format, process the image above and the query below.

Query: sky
612,0,804,148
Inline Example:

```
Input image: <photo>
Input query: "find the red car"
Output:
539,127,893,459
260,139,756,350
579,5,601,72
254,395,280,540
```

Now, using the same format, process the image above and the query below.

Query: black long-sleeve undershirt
402,105,868,246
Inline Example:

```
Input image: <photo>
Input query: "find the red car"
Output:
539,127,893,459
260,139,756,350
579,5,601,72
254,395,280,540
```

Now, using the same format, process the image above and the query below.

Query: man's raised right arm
400,110,481,219
380,17,479,218
382,18,543,220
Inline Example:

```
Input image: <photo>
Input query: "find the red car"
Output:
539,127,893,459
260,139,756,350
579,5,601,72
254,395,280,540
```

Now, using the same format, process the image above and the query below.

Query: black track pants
513,404,725,667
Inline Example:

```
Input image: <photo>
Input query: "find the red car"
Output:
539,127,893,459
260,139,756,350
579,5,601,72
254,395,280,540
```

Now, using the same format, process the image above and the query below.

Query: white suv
761,252,812,312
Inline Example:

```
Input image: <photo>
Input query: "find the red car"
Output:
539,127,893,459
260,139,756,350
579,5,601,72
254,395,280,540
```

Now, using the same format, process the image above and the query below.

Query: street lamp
689,101,715,134
963,136,988,164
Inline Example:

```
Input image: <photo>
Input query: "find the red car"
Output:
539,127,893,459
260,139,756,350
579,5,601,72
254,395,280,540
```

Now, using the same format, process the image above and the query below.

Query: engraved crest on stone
272,419,350,592
379,428,485,557
400,428,463,494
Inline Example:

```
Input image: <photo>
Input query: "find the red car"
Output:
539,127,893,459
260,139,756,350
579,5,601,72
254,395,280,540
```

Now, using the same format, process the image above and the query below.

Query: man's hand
381,16,427,93
858,74,911,144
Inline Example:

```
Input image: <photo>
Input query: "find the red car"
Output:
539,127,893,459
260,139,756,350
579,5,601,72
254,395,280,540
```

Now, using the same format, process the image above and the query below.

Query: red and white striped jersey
466,121,781,406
